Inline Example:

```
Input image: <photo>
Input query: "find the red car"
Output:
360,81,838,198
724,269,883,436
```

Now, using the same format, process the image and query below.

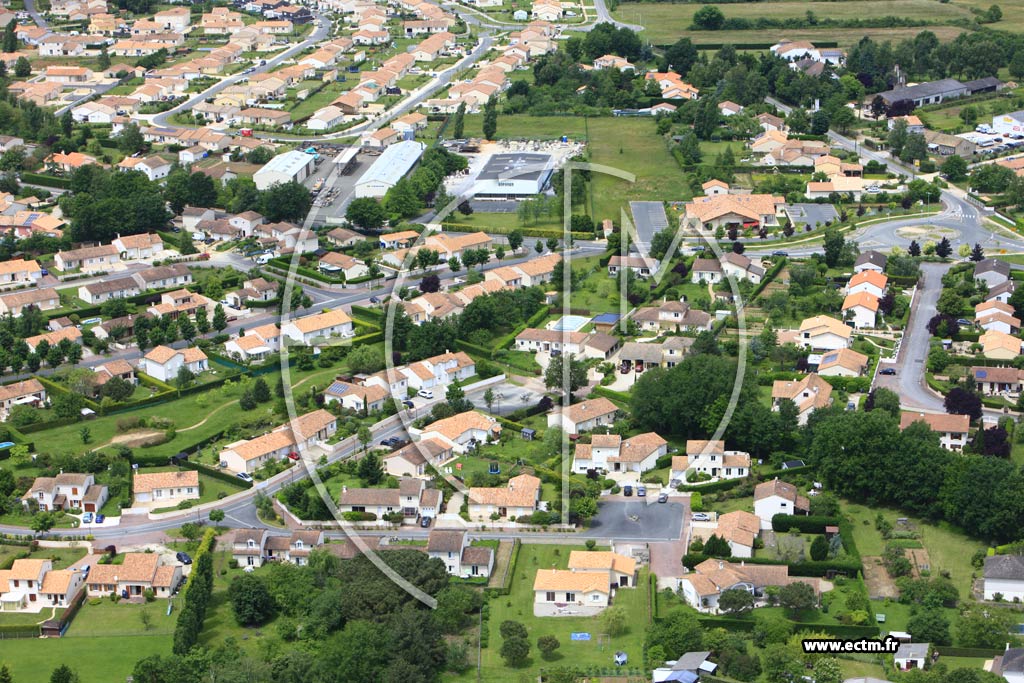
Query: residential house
682,193,786,231
24,327,81,355
972,366,1024,396
264,530,324,566
426,530,495,578
21,473,107,513
720,252,766,283
986,280,1016,305
571,432,668,474
138,345,209,382
92,360,137,393
697,511,761,559
468,473,541,521
224,324,281,362
670,440,751,485
325,227,361,248
680,558,822,613
991,647,1024,683
226,277,278,308
975,259,1011,288
547,397,619,434
133,264,193,291
771,373,833,425
54,244,120,272
133,470,200,505
817,348,870,377
85,552,182,599
0,559,87,612
0,379,46,422
399,351,476,391
112,233,164,260
753,479,809,530
855,250,887,273
0,259,42,287
337,478,441,522
894,644,929,671
842,291,880,329
976,300,1021,334
78,276,141,305
899,411,970,452
983,554,1024,601
281,309,354,345
418,410,501,454
567,551,637,587
533,570,611,610
607,255,659,277
797,315,853,351
384,439,452,479
846,270,888,299
319,252,369,279
324,380,389,413
231,530,268,567
981,330,1023,360
0,288,60,316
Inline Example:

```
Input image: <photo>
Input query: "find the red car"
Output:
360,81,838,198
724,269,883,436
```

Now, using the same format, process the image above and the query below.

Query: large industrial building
354,140,426,198
253,150,316,190
472,153,553,198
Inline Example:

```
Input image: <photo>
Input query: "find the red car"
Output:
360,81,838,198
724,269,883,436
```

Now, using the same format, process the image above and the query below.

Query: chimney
342,486,347,493
717,560,723,569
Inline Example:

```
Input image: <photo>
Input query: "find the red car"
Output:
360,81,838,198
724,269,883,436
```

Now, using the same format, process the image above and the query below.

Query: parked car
636,485,647,497
82,512,93,523
94,514,105,524
417,389,434,399
957,318,972,326
236,472,254,482
287,451,300,460
176,552,192,565
771,251,788,257
402,400,414,409
657,493,669,503
623,485,633,496
692,512,711,521
879,368,897,376
420,516,432,528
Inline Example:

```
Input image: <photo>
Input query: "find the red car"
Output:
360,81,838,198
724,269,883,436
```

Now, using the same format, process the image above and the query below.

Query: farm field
612,1,969,45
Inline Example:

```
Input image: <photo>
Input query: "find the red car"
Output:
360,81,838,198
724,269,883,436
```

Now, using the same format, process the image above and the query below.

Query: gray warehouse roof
477,153,551,181
357,140,426,187
256,150,313,178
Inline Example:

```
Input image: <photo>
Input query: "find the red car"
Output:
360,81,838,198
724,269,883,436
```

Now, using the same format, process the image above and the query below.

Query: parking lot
585,499,684,540
465,381,546,416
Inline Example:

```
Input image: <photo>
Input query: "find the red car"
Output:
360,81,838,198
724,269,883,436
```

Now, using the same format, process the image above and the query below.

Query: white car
417,389,434,399
235,472,254,482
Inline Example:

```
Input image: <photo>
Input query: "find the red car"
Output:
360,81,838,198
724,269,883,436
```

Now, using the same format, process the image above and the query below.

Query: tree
692,5,725,29
348,197,387,232
650,226,677,260
810,534,829,561
646,609,703,660
718,588,755,614
2,19,16,54
175,366,195,389
116,122,145,155
212,304,227,332
865,388,901,418
482,97,498,140
812,658,842,683
970,243,985,261
908,239,922,257
544,353,588,398
500,636,530,667
945,387,982,421
177,315,196,342
936,289,964,317
810,109,831,135
483,388,495,413
941,155,968,181
507,229,523,252
888,118,908,157
935,237,952,258
252,377,271,403
419,273,440,293
239,390,257,411
357,425,373,453
907,608,951,645
956,606,1015,648
0,664,11,683
452,101,466,139
500,620,529,640
31,511,55,535
14,56,30,78
601,605,628,635
778,581,816,612
822,228,845,267
260,182,311,223
537,635,560,659
209,509,225,523
49,666,80,683
229,573,275,626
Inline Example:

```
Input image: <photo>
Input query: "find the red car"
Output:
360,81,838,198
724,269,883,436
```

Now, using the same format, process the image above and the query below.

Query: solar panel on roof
976,369,988,378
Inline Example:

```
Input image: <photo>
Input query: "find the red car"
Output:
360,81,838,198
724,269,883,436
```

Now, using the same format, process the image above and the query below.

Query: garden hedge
771,515,840,534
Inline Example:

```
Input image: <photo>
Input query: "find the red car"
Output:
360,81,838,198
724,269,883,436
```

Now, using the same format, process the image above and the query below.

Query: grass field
460,115,690,221
65,599,180,638
0,635,172,682
455,543,651,681
612,1,969,45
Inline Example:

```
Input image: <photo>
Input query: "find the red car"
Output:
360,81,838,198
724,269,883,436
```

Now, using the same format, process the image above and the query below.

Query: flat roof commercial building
354,140,426,198
473,153,553,198
253,150,316,190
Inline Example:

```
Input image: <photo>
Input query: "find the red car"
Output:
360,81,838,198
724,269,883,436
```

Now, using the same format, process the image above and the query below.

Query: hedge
22,172,72,189
750,257,788,302
350,304,384,325
771,515,840,534
441,222,591,241
138,371,177,394
887,274,920,288
455,338,497,359
182,527,217,595
677,478,746,494
654,41,838,50
590,385,632,406
179,460,252,489
0,622,42,637
934,646,1003,658
484,538,520,598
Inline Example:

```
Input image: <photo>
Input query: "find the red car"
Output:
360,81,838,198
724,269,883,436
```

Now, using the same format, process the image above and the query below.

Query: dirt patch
108,430,166,448
863,556,899,600
908,548,931,578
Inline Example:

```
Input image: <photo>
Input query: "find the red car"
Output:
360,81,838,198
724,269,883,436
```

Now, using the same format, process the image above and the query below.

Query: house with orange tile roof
0,558,87,611
324,379,390,413
0,258,42,287
816,347,870,377
337,477,442,522
533,569,611,611
690,510,762,558
468,473,540,521
418,410,501,453
133,470,199,505
24,327,82,354
112,232,164,260
546,397,619,434
771,373,832,425
797,315,853,351
975,300,1021,335
54,243,120,272
398,351,476,391
846,269,888,299
0,287,60,316
92,360,136,391
682,193,787,231
224,323,282,362
753,478,810,530
0,379,47,423
21,472,106,512
670,440,750,486
900,411,971,451
680,557,823,613
220,428,296,474
280,309,354,345
384,439,452,479
571,432,668,475
842,290,880,329
138,345,209,382
86,552,182,598
981,329,1023,360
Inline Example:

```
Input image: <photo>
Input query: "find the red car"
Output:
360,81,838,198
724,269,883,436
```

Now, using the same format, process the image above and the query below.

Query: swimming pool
547,315,590,332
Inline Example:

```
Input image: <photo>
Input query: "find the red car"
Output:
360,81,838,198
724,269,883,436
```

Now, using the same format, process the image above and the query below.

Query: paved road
872,261,948,411
23,0,47,28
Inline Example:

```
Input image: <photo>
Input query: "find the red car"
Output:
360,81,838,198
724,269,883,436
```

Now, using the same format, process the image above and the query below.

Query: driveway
465,381,545,416
585,500,683,540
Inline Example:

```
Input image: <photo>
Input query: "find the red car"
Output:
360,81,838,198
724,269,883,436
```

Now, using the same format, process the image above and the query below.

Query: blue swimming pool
0,441,15,449
548,315,589,332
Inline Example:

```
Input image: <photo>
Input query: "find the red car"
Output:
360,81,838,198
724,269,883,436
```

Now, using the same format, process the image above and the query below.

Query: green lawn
0,635,171,682
459,115,691,222
198,550,278,653
0,545,88,570
460,543,651,681
612,1,968,45
65,599,179,637
0,608,63,626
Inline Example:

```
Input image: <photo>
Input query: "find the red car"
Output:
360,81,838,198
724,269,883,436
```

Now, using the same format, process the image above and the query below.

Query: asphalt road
24,0,47,28
587,499,684,540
